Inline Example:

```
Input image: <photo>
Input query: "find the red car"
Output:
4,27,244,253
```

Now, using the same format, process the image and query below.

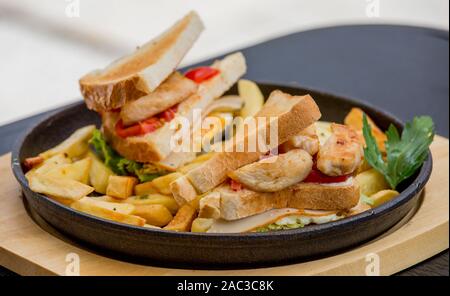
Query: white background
0,0,448,126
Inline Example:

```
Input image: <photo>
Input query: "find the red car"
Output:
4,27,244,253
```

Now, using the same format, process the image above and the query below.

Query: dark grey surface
0,25,448,275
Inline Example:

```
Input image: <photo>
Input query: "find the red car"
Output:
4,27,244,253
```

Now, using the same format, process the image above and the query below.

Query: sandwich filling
114,67,220,139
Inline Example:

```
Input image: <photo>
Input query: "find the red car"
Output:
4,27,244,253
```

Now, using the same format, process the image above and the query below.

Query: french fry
39,125,95,159
151,172,183,195
71,198,145,226
45,157,92,184
355,168,390,196
23,156,44,170
88,151,115,194
26,153,72,180
132,204,173,227
164,204,197,232
370,190,400,207
191,218,214,232
28,174,94,200
144,224,161,229
238,80,264,118
78,196,135,214
94,195,122,202
134,181,158,196
106,176,138,199
124,194,179,214
344,108,387,152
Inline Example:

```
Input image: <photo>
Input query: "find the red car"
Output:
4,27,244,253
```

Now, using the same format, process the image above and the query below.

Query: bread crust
80,11,204,111
185,91,322,195
102,53,247,163
218,179,360,220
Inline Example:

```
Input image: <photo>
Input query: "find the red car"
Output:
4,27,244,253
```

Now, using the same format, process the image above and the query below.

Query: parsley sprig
362,114,434,189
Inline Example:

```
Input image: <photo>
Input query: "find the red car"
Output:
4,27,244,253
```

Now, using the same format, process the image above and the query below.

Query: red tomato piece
185,67,220,83
230,179,243,191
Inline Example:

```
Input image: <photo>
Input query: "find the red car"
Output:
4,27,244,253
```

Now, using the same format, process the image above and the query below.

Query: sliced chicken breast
280,124,320,155
228,149,313,192
317,123,363,176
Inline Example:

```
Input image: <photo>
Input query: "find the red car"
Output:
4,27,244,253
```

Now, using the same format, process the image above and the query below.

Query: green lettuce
89,129,160,182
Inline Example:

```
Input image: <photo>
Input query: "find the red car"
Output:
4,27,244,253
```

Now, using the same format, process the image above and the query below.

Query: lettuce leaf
89,129,160,182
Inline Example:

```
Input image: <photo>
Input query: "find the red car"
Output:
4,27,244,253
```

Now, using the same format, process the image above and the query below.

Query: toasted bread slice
120,72,197,125
215,178,359,220
80,11,204,111
171,90,321,203
102,53,247,163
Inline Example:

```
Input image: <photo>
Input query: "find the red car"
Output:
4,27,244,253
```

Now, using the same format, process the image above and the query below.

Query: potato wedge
151,172,183,195
164,204,197,232
356,158,372,174
28,174,94,200
124,194,179,214
344,108,387,152
26,153,72,179
88,151,115,194
71,198,145,226
134,181,158,196
191,218,214,232
355,168,390,196
370,190,400,207
94,195,122,202
45,157,91,184
40,125,95,159
106,176,138,199
238,80,264,118
132,204,173,227
78,196,135,214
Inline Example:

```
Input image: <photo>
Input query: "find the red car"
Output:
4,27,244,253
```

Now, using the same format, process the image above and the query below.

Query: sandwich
78,11,247,178
80,11,204,111
170,91,364,232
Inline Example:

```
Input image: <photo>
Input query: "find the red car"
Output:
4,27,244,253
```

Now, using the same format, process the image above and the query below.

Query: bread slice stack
78,11,247,168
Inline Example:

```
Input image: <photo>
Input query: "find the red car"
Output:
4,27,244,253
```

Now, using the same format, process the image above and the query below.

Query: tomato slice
230,179,243,191
185,67,220,83
161,105,178,122
115,119,142,138
303,168,350,184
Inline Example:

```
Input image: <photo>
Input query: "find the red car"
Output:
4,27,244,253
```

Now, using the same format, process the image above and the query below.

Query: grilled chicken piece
280,124,320,155
317,123,363,176
228,149,313,192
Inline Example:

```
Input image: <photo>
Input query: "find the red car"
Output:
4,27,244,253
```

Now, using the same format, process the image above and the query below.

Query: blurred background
0,0,448,126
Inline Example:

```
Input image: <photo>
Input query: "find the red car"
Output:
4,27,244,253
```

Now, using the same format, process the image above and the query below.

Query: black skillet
11,83,432,269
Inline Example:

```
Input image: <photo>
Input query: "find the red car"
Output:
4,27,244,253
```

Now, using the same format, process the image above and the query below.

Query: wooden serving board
0,136,448,276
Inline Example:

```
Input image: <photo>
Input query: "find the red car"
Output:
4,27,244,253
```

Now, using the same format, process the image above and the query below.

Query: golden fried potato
88,151,115,194
28,174,94,200
370,190,400,207
164,204,197,232
238,80,264,118
132,204,173,227
71,198,145,226
134,181,158,196
40,125,95,159
344,108,387,152
151,172,183,195
124,194,179,214
191,218,214,232
106,176,138,199
45,157,91,184
79,196,135,214
26,153,72,180
355,168,390,196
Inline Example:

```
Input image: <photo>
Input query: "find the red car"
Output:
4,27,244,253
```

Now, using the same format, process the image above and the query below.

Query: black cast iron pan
11,83,433,269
